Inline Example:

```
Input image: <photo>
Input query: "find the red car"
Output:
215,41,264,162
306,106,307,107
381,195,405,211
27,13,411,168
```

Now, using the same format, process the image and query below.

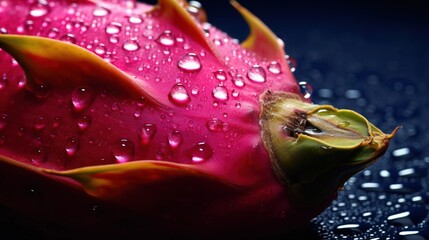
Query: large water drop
169,83,191,106
247,65,266,83
178,53,201,72
189,142,213,162
71,86,95,113
112,138,134,163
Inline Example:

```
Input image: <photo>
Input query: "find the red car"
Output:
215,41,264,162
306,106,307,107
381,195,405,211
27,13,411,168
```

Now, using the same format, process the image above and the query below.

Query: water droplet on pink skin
59,33,76,44
0,114,8,131
128,15,143,24
47,28,59,38
267,61,282,74
138,123,157,145
123,39,140,51
168,130,183,149
95,44,106,55
112,138,134,163
212,85,228,101
206,118,229,132
156,30,175,46
213,69,227,81
31,83,51,99
189,142,213,163
29,1,50,18
169,83,191,106
92,6,110,17
33,116,47,131
105,22,122,34
71,86,96,113
247,65,266,83
177,53,201,72
65,137,80,157
77,115,91,132
232,75,245,88
286,55,297,72
31,147,47,165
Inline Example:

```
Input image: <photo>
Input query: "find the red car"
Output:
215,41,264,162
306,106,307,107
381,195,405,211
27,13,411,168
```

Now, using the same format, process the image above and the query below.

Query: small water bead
128,15,143,24
94,44,106,55
156,30,175,46
138,123,157,145
109,35,119,44
232,75,245,88
112,138,134,163
207,118,229,132
299,81,313,99
247,65,266,83
65,137,80,157
105,22,122,34
169,83,191,106
29,1,50,18
189,142,213,162
92,6,110,17
187,1,204,19
212,85,228,101
267,61,282,74
71,86,96,113
213,70,227,81
360,182,384,192
177,53,202,72
47,27,59,38
59,33,76,44
0,114,7,131
168,130,183,149
123,39,140,51
77,115,91,132
33,116,47,131
31,147,47,165
286,55,297,72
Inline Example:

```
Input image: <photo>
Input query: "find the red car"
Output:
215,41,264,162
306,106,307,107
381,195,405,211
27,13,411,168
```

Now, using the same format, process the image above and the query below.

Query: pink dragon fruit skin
0,0,397,238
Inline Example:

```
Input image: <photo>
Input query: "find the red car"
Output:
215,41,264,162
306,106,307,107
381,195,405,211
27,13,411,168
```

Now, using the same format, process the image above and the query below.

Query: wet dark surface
1,0,428,239
203,0,429,239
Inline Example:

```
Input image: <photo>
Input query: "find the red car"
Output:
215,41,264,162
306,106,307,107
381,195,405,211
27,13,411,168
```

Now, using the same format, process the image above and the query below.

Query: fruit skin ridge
0,0,395,237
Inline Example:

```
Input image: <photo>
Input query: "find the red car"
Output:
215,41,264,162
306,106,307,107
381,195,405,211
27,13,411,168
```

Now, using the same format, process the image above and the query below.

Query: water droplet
138,123,157,145
71,86,96,113
33,116,47,131
333,223,370,235
206,118,229,132
189,142,213,162
187,0,204,20
0,114,7,131
105,22,122,34
286,55,297,72
360,182,384,192
169,83,191,106
29,1,50,18
109,35,119,44
212,85,228,101
213,70,227,81
65,137,80,157
94,44,106,55
232,75,245,88
128,15,143,24
112,138,134,163
299,81,313,99
387,207,427,226
247,65,266,83
31,147,47,165
123,39,140,51
231,89,239,98
77,115,91,132
156,30,175,46
267,61,282,74
92,6,110,17
168,130,183,150
177,53,201,72
47,27,59,38
59,33,76,44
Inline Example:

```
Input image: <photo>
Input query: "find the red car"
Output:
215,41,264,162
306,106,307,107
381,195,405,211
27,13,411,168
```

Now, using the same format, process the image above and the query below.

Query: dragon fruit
0,0,397,238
